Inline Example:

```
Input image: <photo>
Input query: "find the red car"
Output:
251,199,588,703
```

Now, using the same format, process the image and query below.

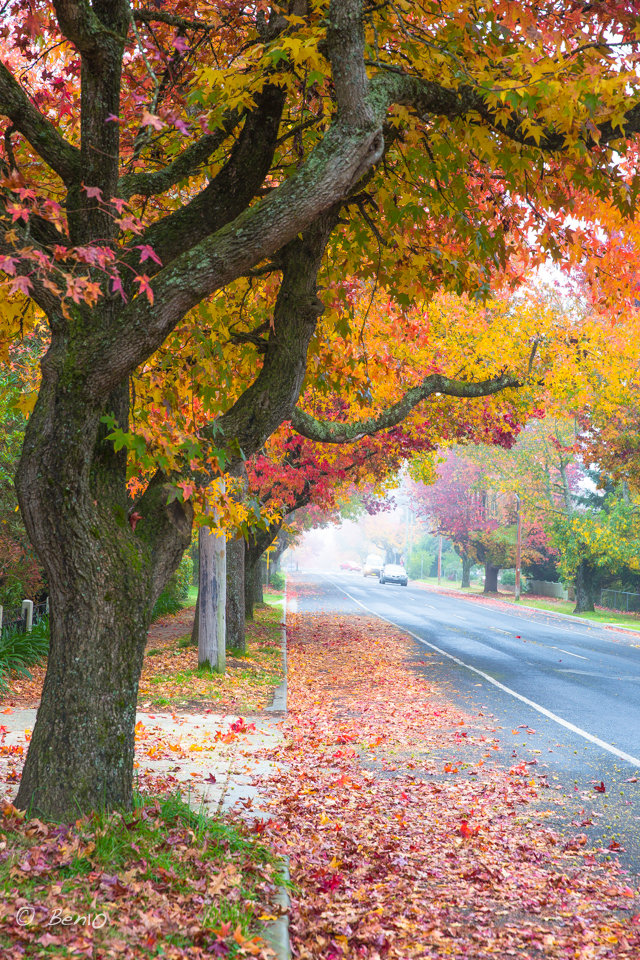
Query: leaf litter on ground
260,591,640,959
0,792,283,959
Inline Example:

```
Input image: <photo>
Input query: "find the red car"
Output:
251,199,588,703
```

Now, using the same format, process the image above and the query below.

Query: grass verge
0,792,282,959
501,596,640,630
415,579,640,631
139,603,284,712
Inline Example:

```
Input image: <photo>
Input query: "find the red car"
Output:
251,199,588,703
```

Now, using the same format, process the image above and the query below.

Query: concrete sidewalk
0,707,284,819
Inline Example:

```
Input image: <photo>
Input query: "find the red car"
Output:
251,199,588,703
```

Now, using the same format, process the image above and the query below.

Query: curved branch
132,9,218,32
372,70,640,152
290,373,521,444
118,117,241,199
0,62,80,183
130,85,285,273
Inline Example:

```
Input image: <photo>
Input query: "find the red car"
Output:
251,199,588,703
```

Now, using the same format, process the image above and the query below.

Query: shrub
269,570,285,590
152,555,193,620
0,615,49,689
500,568,516,586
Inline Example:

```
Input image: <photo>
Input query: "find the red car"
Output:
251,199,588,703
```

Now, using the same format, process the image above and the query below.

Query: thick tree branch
0,62,81,183
88,116,382,393
290,373,521,444
327,0,374,130
132,85,286,273
51,0,112,61
132,9,217,32
132,470,194,605
372,70,640,152
118,118,241,199
204,210,339,456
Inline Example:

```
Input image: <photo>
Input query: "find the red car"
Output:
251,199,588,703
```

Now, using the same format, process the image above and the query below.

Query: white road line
325,577,640,769
554,646,589,661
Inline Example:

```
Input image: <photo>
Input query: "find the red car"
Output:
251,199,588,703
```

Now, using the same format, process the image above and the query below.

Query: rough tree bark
461,555,472,589
573,561,597,613
226,538,245,652
16,383,192,817
483,564,500,594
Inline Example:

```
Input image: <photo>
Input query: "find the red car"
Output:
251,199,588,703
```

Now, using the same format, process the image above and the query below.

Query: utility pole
515,494,522,602
437,535,442,586
198,486,226,673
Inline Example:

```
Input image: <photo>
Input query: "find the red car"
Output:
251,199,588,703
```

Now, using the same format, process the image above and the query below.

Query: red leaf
594,781,606,793
82,183,103,201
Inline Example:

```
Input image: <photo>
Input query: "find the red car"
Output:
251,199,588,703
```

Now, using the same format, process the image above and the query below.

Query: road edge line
325,576,640,770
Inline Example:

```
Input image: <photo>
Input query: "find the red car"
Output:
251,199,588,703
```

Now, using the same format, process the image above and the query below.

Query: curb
265,587,287,713
413,581,640,637
263,579,290,959
263,857,291,960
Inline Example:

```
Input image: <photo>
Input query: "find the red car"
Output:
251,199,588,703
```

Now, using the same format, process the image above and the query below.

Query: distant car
379,563,408,586
363,554,384,577
340,560,361,572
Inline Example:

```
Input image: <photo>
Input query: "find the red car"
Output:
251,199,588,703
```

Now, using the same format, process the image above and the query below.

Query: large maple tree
3,1,640,818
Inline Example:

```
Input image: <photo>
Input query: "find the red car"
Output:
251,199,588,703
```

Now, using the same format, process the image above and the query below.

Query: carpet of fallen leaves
263,602,640,959
2,603,284,715
0,795,282,959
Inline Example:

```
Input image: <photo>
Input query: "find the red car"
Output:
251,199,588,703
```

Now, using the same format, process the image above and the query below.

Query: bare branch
132,9,218,32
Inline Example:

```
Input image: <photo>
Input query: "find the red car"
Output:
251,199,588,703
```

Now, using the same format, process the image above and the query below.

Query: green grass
263,590,284,606
502,596,640,630
416,578,640,630
413,575,483,591
1,792,284,957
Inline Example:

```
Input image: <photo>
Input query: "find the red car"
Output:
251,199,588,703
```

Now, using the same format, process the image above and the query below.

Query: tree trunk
245,548,265,620
245,546,255,622
15,381,192,820
16,571,150,819
483,563,499,593
461,555,472,589
226,536,245,652
198,522,226,672
190,591,199,646
573,561,597,613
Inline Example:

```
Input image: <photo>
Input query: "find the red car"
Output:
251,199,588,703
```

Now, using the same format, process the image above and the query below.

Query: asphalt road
290,571,640,875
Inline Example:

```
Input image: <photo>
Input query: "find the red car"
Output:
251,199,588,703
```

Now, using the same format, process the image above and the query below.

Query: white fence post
21,599,34,633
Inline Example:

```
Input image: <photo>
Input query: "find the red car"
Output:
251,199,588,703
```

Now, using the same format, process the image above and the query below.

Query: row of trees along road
3,1,640,819
411,413,640,613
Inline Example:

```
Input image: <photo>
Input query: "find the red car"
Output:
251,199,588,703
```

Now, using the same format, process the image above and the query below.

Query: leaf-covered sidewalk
263,587,640,959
